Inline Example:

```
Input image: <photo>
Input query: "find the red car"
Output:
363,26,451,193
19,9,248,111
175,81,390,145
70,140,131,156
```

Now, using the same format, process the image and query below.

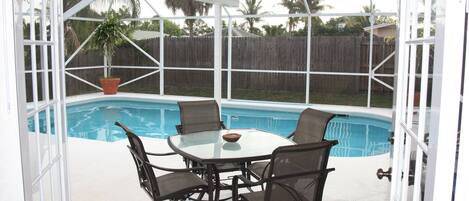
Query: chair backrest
177,100,223,134
115,122,160,198
264,140,338,201
292,108,335,144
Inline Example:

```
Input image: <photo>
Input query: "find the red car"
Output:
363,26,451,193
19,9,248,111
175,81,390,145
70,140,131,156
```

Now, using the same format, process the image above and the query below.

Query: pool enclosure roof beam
142,0,161,17
302,0,311,14
63,0,95,20
67,12,396,23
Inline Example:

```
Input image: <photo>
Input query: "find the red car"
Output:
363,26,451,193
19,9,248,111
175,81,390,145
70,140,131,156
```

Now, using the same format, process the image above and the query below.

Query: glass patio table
167,128,295,201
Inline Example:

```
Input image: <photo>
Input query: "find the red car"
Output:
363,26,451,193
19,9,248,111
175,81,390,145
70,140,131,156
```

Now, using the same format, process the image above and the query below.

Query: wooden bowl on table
223,133,241,143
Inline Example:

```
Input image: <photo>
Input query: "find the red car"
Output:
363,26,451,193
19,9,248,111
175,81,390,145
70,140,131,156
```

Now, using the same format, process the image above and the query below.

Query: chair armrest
146,151,178,156
220,121,227,129
145,160,207,173
286,132,295,139
232,175,266,200
175,125,183,134
265,168,335,182
127,145,206,173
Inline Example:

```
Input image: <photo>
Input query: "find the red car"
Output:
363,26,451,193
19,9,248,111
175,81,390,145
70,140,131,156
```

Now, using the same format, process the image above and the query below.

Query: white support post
367,11,375,108
65,71,103,91
64,28,97,66
214,3,222,106
372,51,396,72
159,18,164,95
143,0,160,17
372,77,394,90
227,16,233,100
305,16,312,104
118,70,160,88
120,32,161,66
425,0,466,199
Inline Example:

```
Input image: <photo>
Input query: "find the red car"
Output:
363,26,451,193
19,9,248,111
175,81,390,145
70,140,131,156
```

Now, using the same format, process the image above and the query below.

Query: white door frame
391,0,467,200
2,0,71,200
424,0,466,198
0,0,29,199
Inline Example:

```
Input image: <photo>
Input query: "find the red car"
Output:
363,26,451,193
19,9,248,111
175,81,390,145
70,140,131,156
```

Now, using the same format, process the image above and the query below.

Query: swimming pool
30,100,391,157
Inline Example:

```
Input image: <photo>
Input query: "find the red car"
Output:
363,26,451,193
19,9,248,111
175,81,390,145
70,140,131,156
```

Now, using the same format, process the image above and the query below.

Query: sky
90,0,398,28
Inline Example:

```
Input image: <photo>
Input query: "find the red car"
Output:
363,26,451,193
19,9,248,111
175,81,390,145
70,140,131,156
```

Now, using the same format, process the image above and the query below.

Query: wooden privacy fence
61,36,395,97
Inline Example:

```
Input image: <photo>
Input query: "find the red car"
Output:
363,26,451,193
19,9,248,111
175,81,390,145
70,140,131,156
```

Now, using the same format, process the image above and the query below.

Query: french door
15,0,70,200
391,0,466,200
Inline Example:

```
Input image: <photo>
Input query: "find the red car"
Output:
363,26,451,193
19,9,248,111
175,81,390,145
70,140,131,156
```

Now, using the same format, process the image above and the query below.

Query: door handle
377,167,392,181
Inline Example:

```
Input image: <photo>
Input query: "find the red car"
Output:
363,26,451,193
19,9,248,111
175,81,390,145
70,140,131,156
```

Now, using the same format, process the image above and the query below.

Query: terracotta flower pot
100,77,120,95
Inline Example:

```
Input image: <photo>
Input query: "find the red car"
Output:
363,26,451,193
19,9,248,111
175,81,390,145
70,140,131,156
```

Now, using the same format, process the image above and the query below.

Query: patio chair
232,140,338,201
176,100,247,176
176,100,226,134
115,122,208,201
247,108,335,180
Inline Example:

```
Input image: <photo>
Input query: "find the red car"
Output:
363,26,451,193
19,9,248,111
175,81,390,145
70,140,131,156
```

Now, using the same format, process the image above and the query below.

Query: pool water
29,100,391,157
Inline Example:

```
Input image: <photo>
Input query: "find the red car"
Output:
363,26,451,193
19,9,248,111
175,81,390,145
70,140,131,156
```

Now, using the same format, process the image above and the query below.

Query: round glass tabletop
168,129,295,163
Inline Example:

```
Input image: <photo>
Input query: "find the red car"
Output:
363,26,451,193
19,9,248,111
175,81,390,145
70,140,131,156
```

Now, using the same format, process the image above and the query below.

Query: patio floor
69,136,390,201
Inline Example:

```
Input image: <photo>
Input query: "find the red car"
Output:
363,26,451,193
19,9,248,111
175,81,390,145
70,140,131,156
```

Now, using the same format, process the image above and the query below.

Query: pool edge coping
63,92,393,121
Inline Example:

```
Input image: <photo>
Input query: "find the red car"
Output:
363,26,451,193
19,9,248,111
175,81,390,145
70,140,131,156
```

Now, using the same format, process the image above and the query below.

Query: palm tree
279,0,330,33
345,4,378,30
262,24,287,36
238,0,263,34
304,0,330,13
280,0,301,32
164,0,212,37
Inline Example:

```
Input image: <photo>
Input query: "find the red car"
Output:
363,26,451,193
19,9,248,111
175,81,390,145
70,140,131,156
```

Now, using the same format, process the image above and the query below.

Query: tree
184,19,214,36
63,0,139,56
238,0,263,34
279,0,330,33
279,0,302,32
262,24,287,36
139,19,185,37
164,0,212,37
339,4,396,36
304,0,330,13
91,11,128,77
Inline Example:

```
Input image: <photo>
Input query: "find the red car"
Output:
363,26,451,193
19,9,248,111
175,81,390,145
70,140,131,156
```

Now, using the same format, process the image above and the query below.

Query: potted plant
93,12,126,95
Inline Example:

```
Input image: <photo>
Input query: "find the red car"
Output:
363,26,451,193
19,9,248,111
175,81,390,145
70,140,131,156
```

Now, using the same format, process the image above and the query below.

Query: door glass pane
32,183,41,201
28,128,40,180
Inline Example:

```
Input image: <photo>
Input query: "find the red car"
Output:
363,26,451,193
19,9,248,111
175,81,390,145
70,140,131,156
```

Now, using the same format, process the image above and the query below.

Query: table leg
214,166,221,201
206,164,214,201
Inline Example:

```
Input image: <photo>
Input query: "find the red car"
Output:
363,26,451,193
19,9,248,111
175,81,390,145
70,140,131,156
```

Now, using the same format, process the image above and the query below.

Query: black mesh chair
176,100,247,176
176,100,226,134
232,141,338,201
247,108,335,180
115,122,208,201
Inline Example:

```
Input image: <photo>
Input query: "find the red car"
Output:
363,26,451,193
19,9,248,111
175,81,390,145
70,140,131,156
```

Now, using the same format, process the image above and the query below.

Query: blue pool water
29,100,391,157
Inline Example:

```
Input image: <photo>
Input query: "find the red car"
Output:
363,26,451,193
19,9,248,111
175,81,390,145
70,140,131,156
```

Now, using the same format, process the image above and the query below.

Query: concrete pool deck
60,93,392,200
69,136,390,201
